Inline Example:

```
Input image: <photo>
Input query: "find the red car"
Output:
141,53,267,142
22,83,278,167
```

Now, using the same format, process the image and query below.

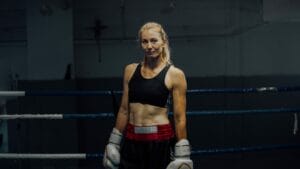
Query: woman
103,22,193,169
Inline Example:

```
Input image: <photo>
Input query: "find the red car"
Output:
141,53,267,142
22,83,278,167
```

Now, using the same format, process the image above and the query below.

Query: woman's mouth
146,51,154,55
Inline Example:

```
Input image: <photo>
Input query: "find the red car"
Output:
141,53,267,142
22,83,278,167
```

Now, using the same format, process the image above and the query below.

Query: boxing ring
0,86,300,167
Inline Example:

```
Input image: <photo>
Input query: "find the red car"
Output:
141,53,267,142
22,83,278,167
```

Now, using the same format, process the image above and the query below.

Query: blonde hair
138,22,171,64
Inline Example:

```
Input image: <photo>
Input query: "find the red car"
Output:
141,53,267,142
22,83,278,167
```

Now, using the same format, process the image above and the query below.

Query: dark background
1,0,300,168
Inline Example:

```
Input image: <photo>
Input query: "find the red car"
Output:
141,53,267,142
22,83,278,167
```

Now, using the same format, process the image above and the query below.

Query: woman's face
140,28,165,59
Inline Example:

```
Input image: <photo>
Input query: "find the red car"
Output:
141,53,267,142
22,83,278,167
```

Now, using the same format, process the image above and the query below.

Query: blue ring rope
18,86,300,96
191,143,300,156
25,90,113,96
186,108,300,116
66,108,298,119
192,144,300,155
64,113,114,119
1,86,300,97
188,86,300,94
0,108,298,120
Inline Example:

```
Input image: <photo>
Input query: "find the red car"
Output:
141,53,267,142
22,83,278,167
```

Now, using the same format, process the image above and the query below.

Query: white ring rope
0,114,63,120
0,91,25,97
0,153,86,159
0,113,113,120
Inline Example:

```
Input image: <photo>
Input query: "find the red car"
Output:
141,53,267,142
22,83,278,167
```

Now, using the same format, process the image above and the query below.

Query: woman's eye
151,39,158,43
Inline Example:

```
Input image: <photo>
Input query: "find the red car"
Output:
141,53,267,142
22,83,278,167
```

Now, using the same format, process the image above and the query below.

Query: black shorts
119,124,175,169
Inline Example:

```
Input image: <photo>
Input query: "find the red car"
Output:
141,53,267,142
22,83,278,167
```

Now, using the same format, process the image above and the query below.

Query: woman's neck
143,56,165,69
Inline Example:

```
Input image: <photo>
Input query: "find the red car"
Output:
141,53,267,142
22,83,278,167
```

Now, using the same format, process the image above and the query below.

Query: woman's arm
103,64,136,169
165,67,193,169
171,67,188,141
115,64,133,132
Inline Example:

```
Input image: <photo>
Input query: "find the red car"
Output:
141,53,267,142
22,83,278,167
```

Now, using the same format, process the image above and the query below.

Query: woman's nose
146,42,153,49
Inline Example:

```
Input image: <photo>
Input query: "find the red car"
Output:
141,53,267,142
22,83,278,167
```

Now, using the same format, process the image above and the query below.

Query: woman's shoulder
123,63,139,80
168,64,185,77
124,63,139,72
165,64,186,88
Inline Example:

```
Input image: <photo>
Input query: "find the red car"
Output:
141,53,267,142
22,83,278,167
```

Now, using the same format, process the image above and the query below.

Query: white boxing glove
103,128,123,169
166,139,193,169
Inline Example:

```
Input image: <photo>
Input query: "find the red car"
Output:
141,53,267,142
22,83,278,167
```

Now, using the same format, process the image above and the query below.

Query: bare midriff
129,103,169,126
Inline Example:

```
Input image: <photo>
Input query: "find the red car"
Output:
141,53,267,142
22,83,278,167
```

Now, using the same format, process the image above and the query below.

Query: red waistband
125,123,174,141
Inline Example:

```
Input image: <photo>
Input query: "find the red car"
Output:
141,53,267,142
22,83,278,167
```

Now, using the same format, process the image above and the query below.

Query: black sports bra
128,63,171,107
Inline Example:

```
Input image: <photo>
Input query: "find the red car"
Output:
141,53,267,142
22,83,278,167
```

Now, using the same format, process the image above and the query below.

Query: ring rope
188,86,300,94
191,143,300,156
1,85,300,97
0,108,299,120
0,113,114,120
186,108,300,116
0,143,299,159
0,153,88,159
0,91,25,97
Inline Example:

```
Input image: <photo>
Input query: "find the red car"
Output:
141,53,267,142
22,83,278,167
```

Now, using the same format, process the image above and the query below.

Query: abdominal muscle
129,103,169,126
